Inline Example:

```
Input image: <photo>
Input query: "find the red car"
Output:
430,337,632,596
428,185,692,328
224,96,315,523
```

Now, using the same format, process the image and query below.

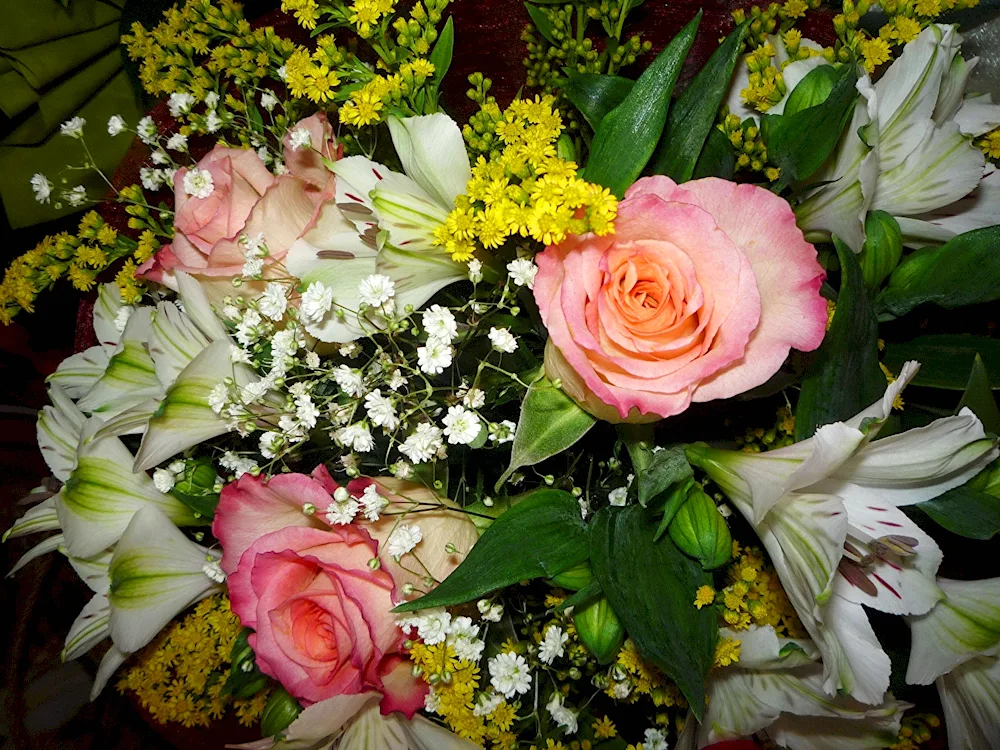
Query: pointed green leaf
650,22,747,182
782,65,839,116
876,226,1000,320
525,2,556,44
583,12,701,196
691,124,736,180
795,237,884,440
393,488,588,612
958,355,1000,434
497,377,595,489
637,445,693,507
916,485,1000,540
562,73,634,130
429,16,454,89
883,335,1000,391
590,505,716,719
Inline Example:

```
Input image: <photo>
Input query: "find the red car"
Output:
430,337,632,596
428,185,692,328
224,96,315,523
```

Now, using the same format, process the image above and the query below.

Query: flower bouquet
4,0,1000,748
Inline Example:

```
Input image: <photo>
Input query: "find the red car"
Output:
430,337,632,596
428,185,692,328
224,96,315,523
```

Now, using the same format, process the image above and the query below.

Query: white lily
678,626,906,749
905,577,1000,748
36,382,85,482
286,113,470,343
795,24,1000,251
56,418,203,558
688,361,997,702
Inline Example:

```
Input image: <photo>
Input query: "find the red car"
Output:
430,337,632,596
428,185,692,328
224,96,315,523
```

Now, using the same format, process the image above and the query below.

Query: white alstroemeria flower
689,362,998,703
680,626,907,750
795,24,1000,251
905,577,1000,749
285,113,471,343
725,33,831,123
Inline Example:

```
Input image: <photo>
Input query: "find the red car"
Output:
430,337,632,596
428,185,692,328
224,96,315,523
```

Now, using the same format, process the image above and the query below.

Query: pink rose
213,467,475,715
535,176,827,422
139,115,338,286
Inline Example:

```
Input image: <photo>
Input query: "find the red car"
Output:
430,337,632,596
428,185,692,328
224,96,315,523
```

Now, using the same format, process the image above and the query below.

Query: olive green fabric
0,0,142,229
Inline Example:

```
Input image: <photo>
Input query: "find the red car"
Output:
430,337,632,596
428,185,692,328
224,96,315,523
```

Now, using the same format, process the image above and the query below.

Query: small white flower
506,258,538,289
489,419,516,444
339,342,362,358
152,468,176,493
277,64,288,81
399,422,444,464
422,305,458,342
488,327,517,353
443,405,482,445
334,365,365,397
359,484,389,522
358,273,395,309
546,692,578,735
137,116,157,145
106,115,126,136
166,133,188,152
140,167,164,192
273,160,287,175
611,681,631,699
644,728,668,750
294,394,320,429
386,524,422,557
260,91,279,111
151,150,169,165
258,282,288,320
288,127,312,151
202,560,226,583
183,168,214,199
168,92,196,117
538,625,569,665
242,231,267,258
454,636,485,662
231,346,252,364
205,110,222,133
304,350,321,369
30,173,52,204
65,186,88,207
219,451,257,479
463,388,486,409
473,691,503,717
415,609,450,644
241,377,271,404
336,423,374,453
467,258,484,283
60,116,86,138
208,383,229,414
391,460,414,479
259,431,283,458
364,389,399,430
300,281,335,324
417,338,453,375
387,369,407,391
483,604,503,622
488,652,532,699
448,615,480,641
608,487,628,506
325,496,359,525
204,91,220,109
424,689,440,712
113,306,134,332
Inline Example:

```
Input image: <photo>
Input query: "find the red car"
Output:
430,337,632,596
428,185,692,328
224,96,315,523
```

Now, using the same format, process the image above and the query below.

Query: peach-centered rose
213,466,476,715
535,175,827,422
139,113,338,287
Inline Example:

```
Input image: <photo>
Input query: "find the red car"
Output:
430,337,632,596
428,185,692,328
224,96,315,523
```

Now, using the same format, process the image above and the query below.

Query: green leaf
782,65,839,116
691,120,736,180
562,73,634,130
957,355,1000,434
650,22,747,183
393,489,589,612
429,16,454,88
497,378,596,489
590,506,716,718
858,210,903,290
583,12,701,196
876,226,1000,320
637,445,693,507
525,2,557,44
882,335,1000,390
653,477,696,541
916,485,1000,540
761,64,858,188
795,237,884,440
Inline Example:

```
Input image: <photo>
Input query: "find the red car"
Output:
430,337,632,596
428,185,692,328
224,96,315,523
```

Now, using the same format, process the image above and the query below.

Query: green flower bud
556,133,576,163
574,596,625,664
669,486,733,570
858,210,903,290
549,561,594,591
260,687,302,737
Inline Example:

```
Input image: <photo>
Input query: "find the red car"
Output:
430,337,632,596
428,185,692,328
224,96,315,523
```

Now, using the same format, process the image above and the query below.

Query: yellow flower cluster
438,95,618,261
735,406,797,453
979,127,1000,161
891,712,941,750
408,640,519,749
609,639,687,711
719,113,781,182
0,211,151,324
713,637,743,668
717,542,807,637
116,595,269,728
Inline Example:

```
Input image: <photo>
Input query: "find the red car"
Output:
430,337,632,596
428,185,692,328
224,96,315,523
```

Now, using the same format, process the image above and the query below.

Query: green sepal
574,596,626,664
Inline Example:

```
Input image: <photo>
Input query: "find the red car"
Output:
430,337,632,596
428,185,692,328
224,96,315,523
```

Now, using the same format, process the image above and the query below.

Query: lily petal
175,270,230,341
148,301,211,386
37,383,85,481
387,113,472,208
90,644,127,699
92,283,127,350
937,654,1000,750
816,594,892,704
7,533,64,577
63,591,111,661
896,164,1000,247
108,505,223,653
48,346,110,400
3,495,61,541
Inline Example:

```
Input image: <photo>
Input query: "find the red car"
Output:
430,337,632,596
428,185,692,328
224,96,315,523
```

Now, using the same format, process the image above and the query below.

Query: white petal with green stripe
134,339,255,472
93,282,128,350
63,591,111,661
108,506,222,653
48,346,110,400
92,399,161,440
77,308,162,418
175,271,229,341
57,418,202,558
7,533,64,577
90,644,127,699
148,301,210,386
62,545,112,594
3,495,61,541
36,383,85,481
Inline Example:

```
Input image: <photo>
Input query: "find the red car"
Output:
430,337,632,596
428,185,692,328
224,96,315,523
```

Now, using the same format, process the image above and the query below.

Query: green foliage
668,486,733,570
562,73,634,130
883,335,1000,391
859,211,903,290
